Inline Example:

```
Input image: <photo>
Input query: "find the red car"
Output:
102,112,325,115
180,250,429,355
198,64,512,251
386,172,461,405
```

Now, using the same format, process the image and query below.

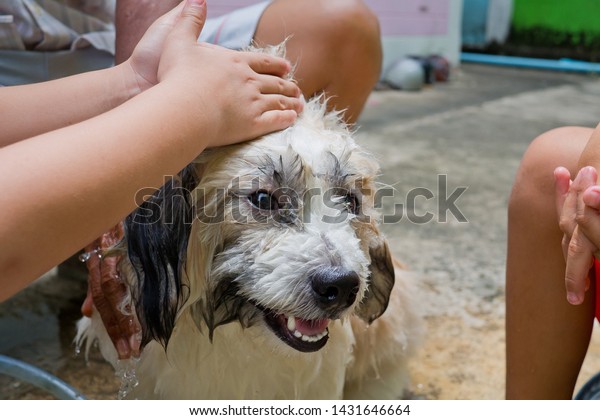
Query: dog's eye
249,190,278,211
346,193,360,215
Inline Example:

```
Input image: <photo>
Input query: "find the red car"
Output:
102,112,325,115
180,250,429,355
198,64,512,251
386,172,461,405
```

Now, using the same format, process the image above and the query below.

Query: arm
0,0,302,301
0,81,211,300
87,0,187,359
0,65,139,147
0,0,182,148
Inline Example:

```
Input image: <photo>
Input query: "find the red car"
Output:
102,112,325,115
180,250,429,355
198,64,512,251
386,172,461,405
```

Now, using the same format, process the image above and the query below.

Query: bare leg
254,0,382,124
506,126,597,399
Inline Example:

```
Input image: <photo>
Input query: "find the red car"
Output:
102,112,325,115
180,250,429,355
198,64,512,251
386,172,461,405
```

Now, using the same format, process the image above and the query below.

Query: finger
556,168,577,237
573,166,597,194
260,93,304,115
565,225,595,305
561,234,571,261
554,166,571,220
577,186,600,246
256,75,301,98
559,166,595,237
255,109,298,136
583,185,600,210
172,0,207,41
246,53,293,77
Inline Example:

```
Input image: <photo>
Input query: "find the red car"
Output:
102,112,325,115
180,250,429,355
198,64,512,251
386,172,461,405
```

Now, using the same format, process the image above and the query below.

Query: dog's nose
310,267,360,312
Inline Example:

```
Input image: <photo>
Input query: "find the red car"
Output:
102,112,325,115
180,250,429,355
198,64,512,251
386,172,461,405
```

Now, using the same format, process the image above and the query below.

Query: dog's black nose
310,267,360,312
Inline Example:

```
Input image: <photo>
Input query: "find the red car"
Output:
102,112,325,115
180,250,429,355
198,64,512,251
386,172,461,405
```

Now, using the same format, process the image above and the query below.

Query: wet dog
77,97,420,399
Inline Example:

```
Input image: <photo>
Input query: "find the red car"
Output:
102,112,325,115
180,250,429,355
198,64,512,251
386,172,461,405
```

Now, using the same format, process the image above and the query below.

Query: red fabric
595,259,600,322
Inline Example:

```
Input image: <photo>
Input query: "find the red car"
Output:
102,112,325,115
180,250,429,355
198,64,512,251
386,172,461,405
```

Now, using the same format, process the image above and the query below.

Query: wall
512,0,600,35
206,0,464,67
511,0,600,50
371,0,463,69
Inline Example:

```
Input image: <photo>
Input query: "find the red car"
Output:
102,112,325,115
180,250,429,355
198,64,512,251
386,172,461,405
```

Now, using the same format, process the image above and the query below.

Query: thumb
554,166,571,218
174,0,207,41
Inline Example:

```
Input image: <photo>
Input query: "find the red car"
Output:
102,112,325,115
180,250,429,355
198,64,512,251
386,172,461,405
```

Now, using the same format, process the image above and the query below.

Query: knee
325,0,381,40
509,127,581,220
317,0,382,72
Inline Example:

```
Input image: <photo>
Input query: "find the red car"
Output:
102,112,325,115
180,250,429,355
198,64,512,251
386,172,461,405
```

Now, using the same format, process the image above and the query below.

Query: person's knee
509,130,565,218
317,0,382,73
325,0,381,40
509,127,585,221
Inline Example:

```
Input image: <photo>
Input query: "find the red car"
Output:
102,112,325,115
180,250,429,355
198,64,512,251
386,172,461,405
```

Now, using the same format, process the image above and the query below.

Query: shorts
0,1,272,86
199,1,271,50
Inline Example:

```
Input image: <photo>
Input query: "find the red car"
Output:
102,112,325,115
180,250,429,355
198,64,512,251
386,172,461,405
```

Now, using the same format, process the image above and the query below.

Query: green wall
513,0,600,35
511,0,600,49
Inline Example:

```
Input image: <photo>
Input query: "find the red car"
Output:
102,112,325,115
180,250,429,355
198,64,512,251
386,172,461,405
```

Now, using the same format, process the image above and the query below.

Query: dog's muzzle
262,267,360,353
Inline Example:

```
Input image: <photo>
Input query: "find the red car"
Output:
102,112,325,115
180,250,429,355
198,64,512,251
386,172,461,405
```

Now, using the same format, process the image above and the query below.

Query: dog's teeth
287,316,296,332
288,317,330,342
291,327,330,343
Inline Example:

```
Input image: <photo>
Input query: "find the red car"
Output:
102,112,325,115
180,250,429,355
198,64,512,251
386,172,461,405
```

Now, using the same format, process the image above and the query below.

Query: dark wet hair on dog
125,164,197,347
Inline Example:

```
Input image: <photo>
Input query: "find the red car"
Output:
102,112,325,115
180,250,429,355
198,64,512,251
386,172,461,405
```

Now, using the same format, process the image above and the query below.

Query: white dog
77,97,420,399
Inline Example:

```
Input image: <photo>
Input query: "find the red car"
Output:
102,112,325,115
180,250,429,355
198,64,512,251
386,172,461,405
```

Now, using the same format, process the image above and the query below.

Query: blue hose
575,370,600,399
461,52,600,74
0,354,86,400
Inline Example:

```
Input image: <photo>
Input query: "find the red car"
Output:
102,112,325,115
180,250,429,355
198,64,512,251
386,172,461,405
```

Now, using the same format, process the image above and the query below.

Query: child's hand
555,166,599,305
124,1,189,94
121,0,304,144
81,223,141,360
154,0,303,146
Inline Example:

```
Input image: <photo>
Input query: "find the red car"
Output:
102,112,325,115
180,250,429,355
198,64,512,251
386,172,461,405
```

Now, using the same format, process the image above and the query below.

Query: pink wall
206,0,450,36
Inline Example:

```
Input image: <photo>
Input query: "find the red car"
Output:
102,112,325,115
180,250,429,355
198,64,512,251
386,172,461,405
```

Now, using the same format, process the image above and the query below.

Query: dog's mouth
263,310,330,352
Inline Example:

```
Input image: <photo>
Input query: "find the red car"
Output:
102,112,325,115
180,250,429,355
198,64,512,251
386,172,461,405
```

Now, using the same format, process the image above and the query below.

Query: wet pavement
1,63,600,399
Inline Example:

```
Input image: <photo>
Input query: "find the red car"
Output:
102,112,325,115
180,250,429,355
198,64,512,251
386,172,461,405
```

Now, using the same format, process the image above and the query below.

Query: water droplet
78,248,99,262
115,358,140,400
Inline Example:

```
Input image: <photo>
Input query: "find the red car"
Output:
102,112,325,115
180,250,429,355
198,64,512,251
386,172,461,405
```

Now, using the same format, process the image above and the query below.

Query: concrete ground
358,63,600,399
1,63,600,399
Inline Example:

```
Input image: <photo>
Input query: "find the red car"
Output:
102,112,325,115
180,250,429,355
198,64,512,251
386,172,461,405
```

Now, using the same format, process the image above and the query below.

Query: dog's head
126,98,394,353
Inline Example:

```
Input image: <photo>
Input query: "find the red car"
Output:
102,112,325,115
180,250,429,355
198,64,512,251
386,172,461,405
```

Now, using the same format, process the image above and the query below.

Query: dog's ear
356,231,395,323
125,164,198,347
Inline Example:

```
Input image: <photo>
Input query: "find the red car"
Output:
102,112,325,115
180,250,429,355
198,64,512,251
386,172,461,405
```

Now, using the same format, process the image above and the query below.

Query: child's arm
0,0,301,301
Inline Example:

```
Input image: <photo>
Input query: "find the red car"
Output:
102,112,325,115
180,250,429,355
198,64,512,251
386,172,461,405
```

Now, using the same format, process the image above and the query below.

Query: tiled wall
207,0,450,36
205,0,463,66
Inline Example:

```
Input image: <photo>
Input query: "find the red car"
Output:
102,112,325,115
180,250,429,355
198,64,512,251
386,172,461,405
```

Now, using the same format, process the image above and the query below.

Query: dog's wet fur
77,96,421,399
